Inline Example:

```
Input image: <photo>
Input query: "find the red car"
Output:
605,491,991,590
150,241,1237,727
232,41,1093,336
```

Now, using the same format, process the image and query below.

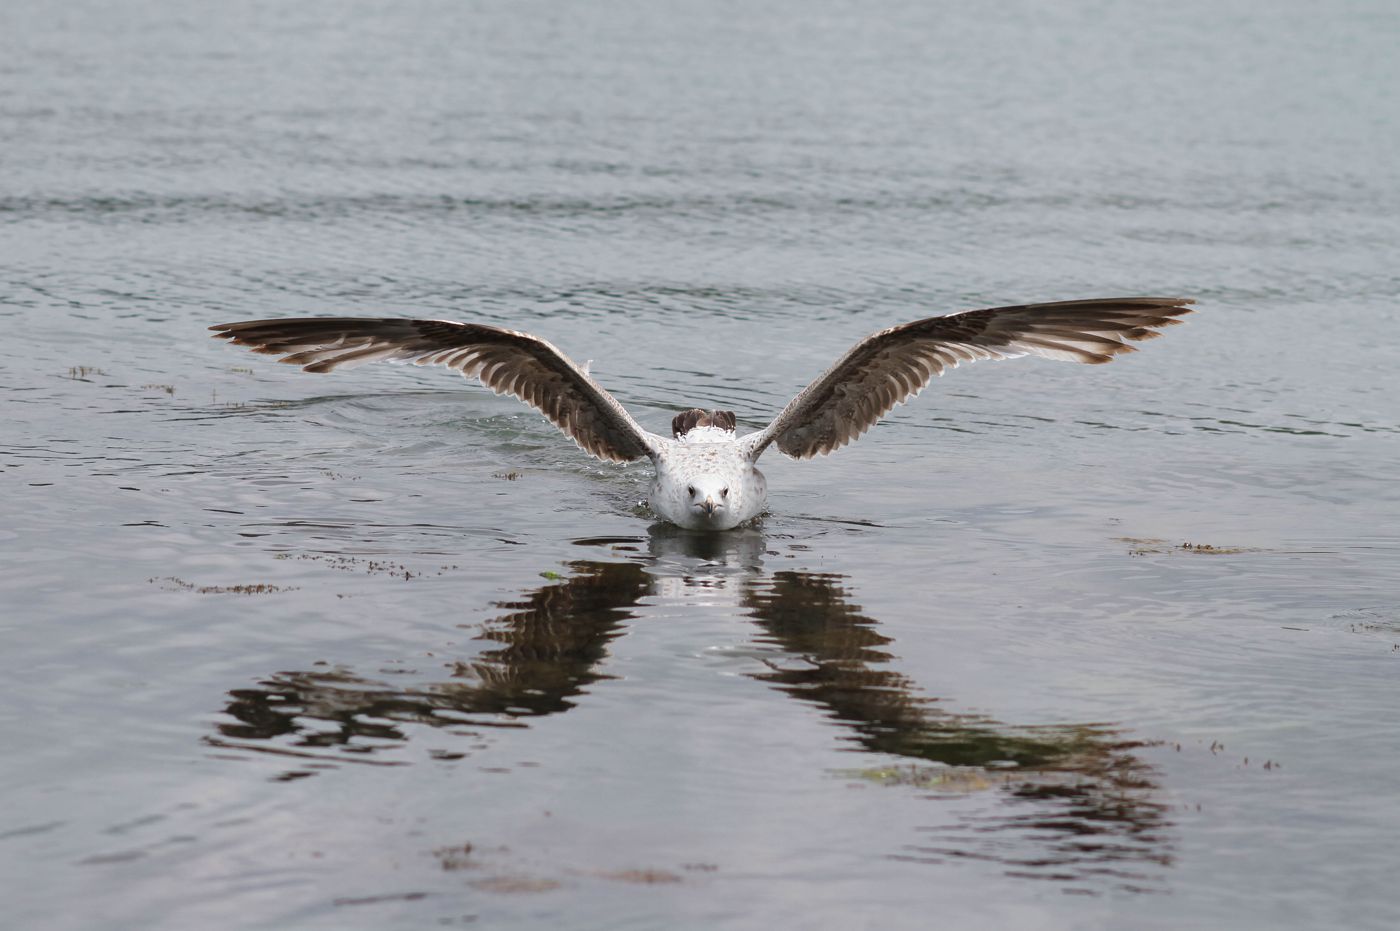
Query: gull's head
651,431,760,531
684,476,731,522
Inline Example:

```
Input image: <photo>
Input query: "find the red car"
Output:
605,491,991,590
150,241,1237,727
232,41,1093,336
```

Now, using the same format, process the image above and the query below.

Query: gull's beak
703,496,715,516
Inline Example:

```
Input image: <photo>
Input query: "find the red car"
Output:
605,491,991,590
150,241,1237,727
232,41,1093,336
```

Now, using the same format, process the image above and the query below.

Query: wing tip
1146,297,1195,318
1116,296,1194,308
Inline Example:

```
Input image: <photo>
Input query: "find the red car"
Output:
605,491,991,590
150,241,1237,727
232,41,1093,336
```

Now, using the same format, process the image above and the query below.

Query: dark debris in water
434,842,692,892
1118,537,1260,557
468,875,562,894
434,843,480,872
273,551,460,581
149,576,296,595
593,868,684,885
332,891,430,907
841,764,1016,794
76,849,146,866
1334,608,1400,638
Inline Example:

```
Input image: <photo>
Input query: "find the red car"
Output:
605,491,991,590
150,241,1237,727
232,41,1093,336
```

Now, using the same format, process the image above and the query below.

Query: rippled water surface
4,0,1400,928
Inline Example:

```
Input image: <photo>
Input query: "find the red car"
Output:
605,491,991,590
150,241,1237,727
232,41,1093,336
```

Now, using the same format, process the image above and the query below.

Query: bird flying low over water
212,296,1192,530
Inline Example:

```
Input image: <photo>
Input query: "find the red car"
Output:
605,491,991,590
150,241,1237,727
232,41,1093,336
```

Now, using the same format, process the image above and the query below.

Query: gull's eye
687,485,696,496
721,487,729,498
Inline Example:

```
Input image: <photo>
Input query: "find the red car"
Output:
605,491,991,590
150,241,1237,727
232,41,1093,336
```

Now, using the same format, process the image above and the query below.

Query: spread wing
210,317,660,463
742,297,1194,461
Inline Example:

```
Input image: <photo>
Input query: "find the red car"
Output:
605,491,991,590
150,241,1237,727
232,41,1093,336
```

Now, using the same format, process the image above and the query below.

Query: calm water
4,0,1400,927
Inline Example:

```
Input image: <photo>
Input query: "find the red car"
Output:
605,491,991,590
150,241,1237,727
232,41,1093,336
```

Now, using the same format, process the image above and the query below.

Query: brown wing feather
743,297,1194,460
210,317,658,463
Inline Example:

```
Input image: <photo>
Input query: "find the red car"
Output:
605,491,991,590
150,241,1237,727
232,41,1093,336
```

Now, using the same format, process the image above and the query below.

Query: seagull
211,296,1192,530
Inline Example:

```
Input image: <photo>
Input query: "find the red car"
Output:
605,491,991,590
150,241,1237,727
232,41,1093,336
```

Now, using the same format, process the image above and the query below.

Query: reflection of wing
742,572,1066,766
744,298,1193,460
741,571,1172,886
211,317,660,463
455,560,651,715
212,561,650,760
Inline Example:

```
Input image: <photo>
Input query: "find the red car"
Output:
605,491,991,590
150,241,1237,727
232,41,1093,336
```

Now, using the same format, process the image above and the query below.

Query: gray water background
3,0,1400,927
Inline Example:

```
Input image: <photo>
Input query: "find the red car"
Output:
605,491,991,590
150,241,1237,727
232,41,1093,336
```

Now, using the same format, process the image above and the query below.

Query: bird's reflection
741,570,1170,887
209,526,1170,888
212,561,648,754
747,571,1089,767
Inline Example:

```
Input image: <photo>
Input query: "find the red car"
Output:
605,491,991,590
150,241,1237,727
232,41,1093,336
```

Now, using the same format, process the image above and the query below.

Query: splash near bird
212,297,1192,530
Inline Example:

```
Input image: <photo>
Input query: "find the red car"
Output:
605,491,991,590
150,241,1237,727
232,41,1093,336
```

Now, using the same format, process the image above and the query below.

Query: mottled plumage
211,296,1192,530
